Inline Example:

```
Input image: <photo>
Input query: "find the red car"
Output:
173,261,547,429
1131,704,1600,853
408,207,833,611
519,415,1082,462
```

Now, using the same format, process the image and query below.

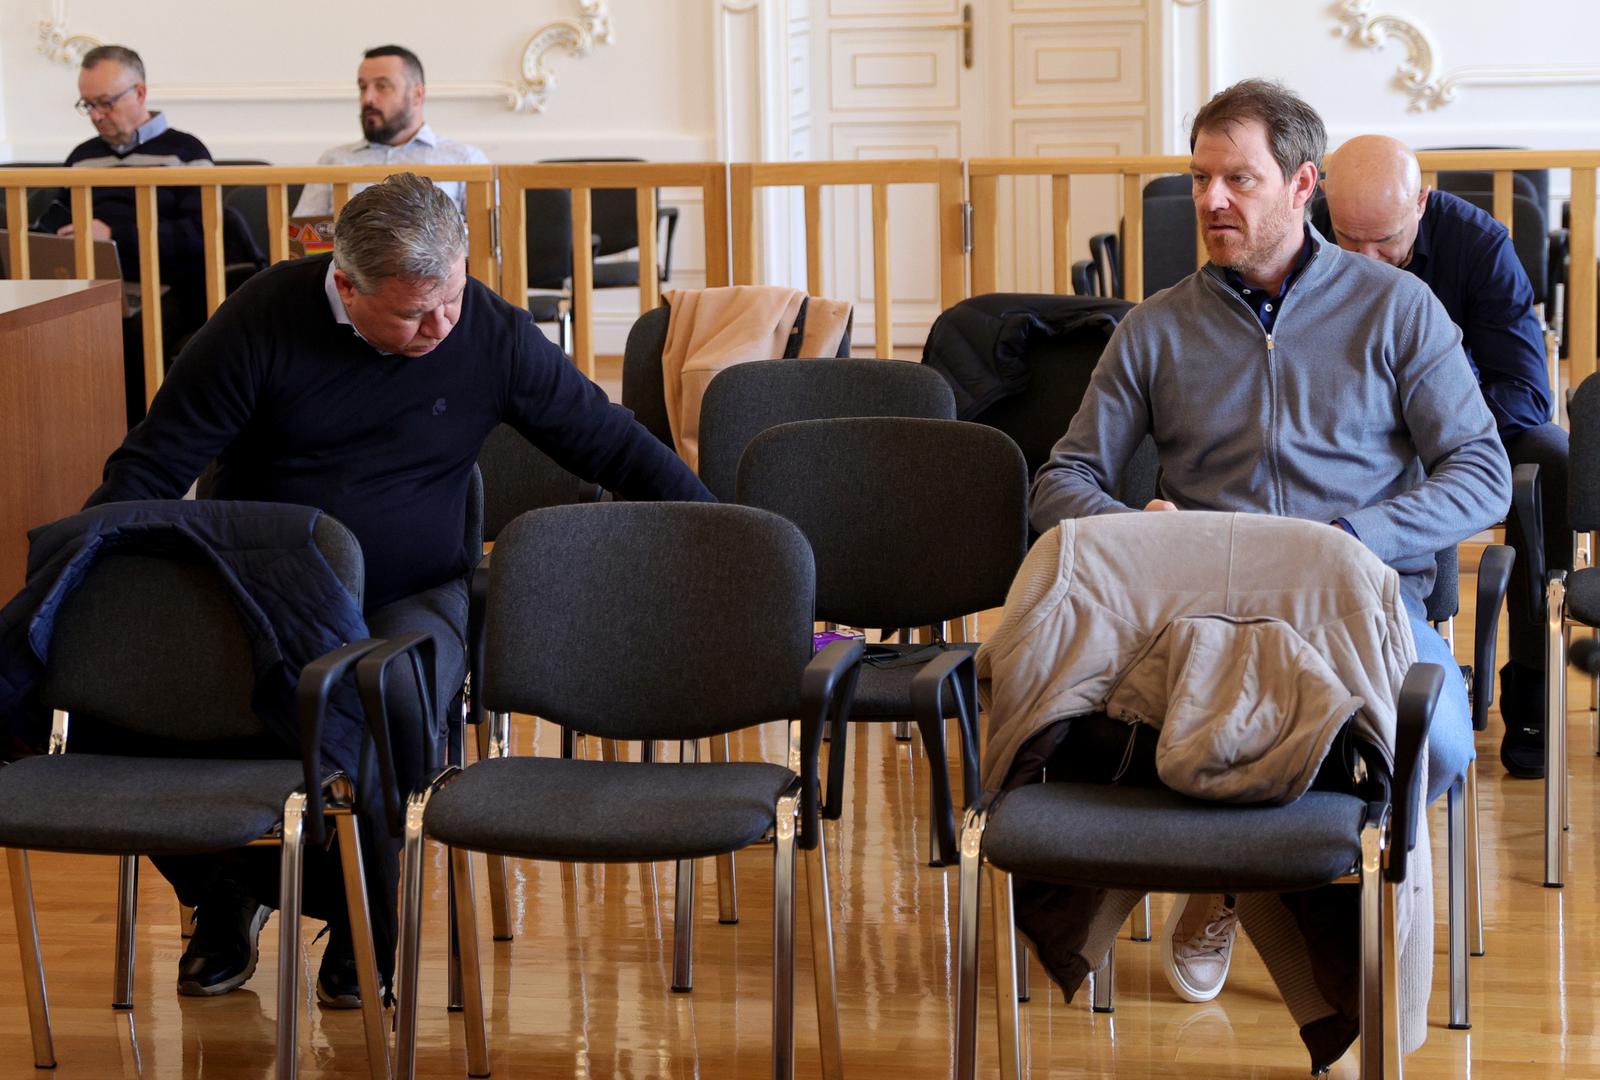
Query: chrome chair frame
953,665,1443,1080
7,638,393,1080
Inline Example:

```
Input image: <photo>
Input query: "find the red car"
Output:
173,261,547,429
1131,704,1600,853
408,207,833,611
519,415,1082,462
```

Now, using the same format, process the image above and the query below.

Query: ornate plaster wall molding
1331,0,1440,110
36,0,612,115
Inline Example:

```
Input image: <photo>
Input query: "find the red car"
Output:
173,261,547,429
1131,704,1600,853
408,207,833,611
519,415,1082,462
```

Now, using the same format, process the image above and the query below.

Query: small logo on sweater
432,398,448,416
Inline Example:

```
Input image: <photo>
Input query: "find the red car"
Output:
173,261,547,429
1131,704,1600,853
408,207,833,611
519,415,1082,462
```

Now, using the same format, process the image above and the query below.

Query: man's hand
1143,499,1178,512
56,220,113,241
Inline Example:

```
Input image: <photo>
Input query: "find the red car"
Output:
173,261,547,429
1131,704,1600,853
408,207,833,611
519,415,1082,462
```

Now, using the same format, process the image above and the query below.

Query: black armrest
296,639,386,847
1472,544,1516,732
466,552,491,727
797,639,864,850
658,204,680,282
1510,463,1545,619
355,633,440,838
1386,662,1445,883
910,646,980,806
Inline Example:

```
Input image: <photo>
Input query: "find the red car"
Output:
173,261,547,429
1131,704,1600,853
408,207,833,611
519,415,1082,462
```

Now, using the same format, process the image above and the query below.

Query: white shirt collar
324,259,391,354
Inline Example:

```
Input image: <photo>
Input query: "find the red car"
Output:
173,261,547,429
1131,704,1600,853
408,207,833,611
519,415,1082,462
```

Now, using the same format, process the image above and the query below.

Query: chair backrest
1569,372,1600,532
36,514,363,743
524,187,575,291
737,417,1029,629
539,156,648,257
483,502,814,739
477,424,601,540
222,176,305,258
621,302,857,451
698,358,956,503
1423,546,1460,623
1138,194,1198,296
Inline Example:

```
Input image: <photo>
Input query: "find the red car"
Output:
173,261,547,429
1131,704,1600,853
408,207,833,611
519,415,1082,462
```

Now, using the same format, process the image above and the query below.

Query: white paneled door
807,0,1165,347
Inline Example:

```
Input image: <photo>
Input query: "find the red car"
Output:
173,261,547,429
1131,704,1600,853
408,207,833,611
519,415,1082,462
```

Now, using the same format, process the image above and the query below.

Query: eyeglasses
74,84,139,116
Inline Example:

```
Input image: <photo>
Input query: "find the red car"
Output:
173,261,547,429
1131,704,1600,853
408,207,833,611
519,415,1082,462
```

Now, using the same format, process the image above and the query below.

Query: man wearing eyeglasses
34,44,216,424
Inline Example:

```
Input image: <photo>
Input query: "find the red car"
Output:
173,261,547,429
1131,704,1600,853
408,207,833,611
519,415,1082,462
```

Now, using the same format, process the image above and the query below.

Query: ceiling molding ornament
37,0,99,66
1331,0,1441,111
35,0,614,115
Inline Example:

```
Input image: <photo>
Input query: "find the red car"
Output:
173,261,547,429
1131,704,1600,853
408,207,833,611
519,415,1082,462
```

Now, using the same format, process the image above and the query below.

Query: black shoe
315,928,361,1010
1498,660,1546,779
177,888,271,997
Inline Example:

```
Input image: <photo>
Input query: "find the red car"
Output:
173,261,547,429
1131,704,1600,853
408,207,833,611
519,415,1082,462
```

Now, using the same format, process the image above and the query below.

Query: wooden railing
496,162,729,380
0,163,495,406
729,160,965,358
4,151,1598,403
968,150,1600,390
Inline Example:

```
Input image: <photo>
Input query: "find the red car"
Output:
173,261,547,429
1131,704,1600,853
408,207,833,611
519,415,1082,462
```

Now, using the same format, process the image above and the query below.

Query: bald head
1322,135,1429,267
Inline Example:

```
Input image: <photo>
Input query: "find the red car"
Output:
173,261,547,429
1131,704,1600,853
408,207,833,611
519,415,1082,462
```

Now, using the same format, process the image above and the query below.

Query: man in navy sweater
86,172,712,1005
1321,135,1565,779
34,44,216,422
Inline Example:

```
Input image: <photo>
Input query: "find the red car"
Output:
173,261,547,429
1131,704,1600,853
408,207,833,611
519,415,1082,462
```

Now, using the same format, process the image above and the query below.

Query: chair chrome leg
1131,894,1151,941
447,858,463,1011
1358,820,1383,1080
895,720,913,741
1447,778,1470,1029
712,733,739,924
772,790,799,1080
1466,766,1484,957
113,854,137,1009
477,718,514,943
672,856,696,992
1545,575,1567,887
1090,943,1115,1013
180,903,197,939
991,871,1023,1080
954,807,988,1080
395,790,432,1080
1383,879,1403,1078
1016,939,1029,1002
804,827,843,1080
7,849,56,1069
335,812,391,1080
451,847,491,1079
276,792,308,1080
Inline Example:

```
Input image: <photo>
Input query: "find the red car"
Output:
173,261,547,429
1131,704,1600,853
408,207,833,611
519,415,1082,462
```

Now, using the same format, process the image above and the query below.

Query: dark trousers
1504,423,1572,682
150,577,468,977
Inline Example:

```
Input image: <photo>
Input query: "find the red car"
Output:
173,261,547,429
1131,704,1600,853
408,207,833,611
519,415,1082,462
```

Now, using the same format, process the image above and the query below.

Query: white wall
1202,0,1600,160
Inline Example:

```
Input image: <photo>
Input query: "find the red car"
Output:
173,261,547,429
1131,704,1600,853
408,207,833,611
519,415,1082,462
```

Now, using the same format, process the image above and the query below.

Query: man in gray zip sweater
1030,80,1510,1012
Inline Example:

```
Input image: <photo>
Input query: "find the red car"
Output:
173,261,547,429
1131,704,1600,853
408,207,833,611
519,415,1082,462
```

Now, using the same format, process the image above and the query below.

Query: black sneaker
315,926,362,1009
1498,660,1546,779
177,887,271,996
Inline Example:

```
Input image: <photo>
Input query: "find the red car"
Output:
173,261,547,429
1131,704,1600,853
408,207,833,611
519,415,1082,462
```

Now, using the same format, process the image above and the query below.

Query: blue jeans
1410,614,1473,804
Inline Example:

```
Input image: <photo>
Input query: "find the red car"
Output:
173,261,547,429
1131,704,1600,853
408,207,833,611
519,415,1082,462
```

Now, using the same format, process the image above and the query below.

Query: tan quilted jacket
977,511,1417,795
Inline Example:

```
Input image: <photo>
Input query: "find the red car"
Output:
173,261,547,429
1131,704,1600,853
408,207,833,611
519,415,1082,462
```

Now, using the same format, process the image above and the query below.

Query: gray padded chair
953,664,1448,1080
736,417,1029,866
621,303,855,453
392,502,863,1080
699,357,957,502
0,514,392,1080
1533,373,1600,886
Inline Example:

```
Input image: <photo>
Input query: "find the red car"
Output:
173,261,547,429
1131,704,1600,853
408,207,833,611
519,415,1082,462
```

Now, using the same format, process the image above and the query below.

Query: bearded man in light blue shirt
295,44,487,217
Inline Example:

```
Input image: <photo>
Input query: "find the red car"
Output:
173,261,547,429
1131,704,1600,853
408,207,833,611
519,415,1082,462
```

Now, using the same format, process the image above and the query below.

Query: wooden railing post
1570,166,1598,391
199,185,226,316
970,173,998,297
730,164,757,286
134,186,164,403
1122,172,1145,303
938,159,965,309
804,185,824,297
704,164,731,289
70,187,94,278
636,187,660,314
871,182,891,358
5,189,29,279
266,184,289,265
466,180,496,285
498,177,527,308
570,186,595,379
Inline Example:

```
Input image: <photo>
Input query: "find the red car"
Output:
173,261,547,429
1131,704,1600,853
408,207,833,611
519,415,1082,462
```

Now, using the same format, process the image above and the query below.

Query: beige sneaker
1161,893,1237,1002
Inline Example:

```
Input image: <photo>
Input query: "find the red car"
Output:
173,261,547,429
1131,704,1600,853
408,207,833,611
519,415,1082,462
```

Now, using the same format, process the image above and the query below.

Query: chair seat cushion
848,646,967,719
425,756,795,861
0,755,309,856
983,784,1367,893
593,260,640,289
527,294,566,323
1567,566,1600,626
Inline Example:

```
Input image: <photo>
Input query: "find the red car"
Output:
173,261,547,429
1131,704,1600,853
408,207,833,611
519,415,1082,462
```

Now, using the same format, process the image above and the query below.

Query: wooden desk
0,279,125,598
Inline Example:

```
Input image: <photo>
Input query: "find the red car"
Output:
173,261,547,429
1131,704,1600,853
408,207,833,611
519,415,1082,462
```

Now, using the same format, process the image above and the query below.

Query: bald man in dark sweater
87,173,710,1006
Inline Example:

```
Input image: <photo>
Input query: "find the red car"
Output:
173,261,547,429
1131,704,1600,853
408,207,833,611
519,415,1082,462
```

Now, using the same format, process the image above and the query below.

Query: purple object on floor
813,629,866,653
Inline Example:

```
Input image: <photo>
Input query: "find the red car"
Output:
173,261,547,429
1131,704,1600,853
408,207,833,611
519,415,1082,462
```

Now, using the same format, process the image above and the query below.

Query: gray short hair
333,173,467,292
1190,78,1327,181
82,45,145,84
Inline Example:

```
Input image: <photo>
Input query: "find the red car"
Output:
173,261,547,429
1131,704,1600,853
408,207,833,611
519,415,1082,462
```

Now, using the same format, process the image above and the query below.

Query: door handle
930,3,974,69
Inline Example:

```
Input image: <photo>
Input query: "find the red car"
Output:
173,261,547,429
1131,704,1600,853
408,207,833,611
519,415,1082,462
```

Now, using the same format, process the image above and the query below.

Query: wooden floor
3,569,1600,1078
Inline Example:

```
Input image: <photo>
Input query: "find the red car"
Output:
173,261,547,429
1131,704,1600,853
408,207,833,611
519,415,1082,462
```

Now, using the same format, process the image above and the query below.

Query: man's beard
361,105,413,145
1203,194,1300,275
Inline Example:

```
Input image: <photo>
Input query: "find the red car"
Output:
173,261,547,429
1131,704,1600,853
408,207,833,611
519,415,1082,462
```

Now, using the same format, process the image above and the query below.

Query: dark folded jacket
920,293,1132,420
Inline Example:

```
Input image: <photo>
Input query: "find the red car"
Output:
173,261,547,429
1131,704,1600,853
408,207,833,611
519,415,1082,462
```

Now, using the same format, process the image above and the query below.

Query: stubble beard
1204,194,1299,277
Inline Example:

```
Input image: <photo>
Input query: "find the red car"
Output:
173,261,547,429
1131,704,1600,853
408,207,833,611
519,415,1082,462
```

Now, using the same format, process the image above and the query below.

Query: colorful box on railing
289,218,335,258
